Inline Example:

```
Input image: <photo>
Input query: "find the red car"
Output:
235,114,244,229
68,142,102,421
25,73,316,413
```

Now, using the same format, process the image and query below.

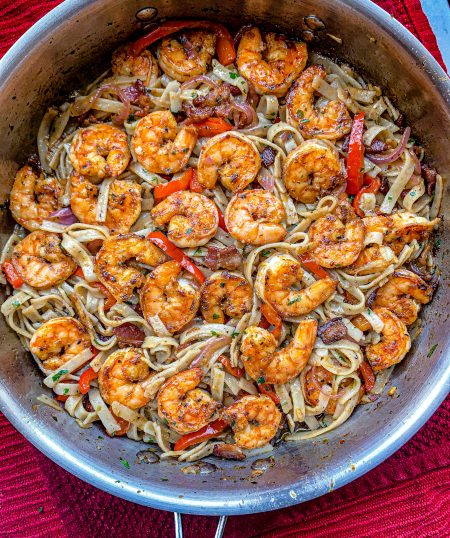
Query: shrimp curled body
112,45,159,85
151,191,219,248
236,27,307,97
140,260,200,334
223,395,281,449
287,64,352,140
197,132,261,192
95,234,166,302
241,319,318,384
365,307,411,371
131,111,197,174
29,317,90,371
69,124,131,179
255,253,337,319
10,166,63,231
157,368,220,434
12,231,76,289
200,271,253,323
225,189,286,245
98,348,154,409
284,140,343,203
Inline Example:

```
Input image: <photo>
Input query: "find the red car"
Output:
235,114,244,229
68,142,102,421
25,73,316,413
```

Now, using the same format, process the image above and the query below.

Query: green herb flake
231,332,239,339
51,369,68,382
63,388,69,395
12,300,21,308
348,195,355,203
296,109,304,119
427,344,438,358
98,435,104,440
261,249,271,257
257,376,266,384
408,137,416,145
162,417,169,426
435,238,441,249
186,227,193,235
288,297,301,305
52,415,58,422
231,419,236,428
127,114,135,122
193,247,201,256
300,118,310,124
38,507,44,514
211,331,221,337
410,191,416,197
367,308,373,315
212,313,220,320
387,195,393,201
119,457,130,469
229,72,238,80
219,282,226,288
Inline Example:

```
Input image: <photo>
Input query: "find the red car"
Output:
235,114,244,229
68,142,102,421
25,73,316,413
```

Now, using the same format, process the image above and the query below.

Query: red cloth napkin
0,1,448,536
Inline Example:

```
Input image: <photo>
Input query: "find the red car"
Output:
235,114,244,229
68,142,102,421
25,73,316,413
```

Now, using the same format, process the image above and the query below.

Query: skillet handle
174,513,228,538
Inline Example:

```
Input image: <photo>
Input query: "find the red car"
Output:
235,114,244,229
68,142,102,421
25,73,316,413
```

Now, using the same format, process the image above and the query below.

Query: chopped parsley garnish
348,195,355,203
387,195,393,201
51,369,68,382
211,331,221,337
231,332,239,339
257,376,266,384
288,297,302,305
300,118,310,124
12,300,21,308
119,457,130,469
63,388,69,395
427,344,438,358
367,308,373,315
127,114,135,122
261,249,271,257
408,137,416,145
229,72,238,80
296,109,304,119
219,282,226,288
186,227,193,234
98,435,104,440
212,313,220,320
162,417,169,426
435,238,441,249
231,419,236,428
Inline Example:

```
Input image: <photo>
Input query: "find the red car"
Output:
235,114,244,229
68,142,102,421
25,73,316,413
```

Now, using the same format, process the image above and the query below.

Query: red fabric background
0,1,448,536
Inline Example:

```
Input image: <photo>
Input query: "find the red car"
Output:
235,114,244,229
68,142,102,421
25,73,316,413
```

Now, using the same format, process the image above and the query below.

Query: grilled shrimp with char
70,173,142,234
255,253,337,319
223,395,281,449
150,191,219,248
241,319,317,384
225,189,286,245
29,317,90,371
12,231,76,289
131,111,197,174
236,27,307,97
140,260,200,334
197,132,261,192
157,368,220,434
69,124,131,179
200,271,253,323
284,140,343,203
98,348,154,409
157,30,216,82
365,307,411,371
10,165,63,231
287,64,352,140
309,201,365,268
112,44,159,85
95,234,166,302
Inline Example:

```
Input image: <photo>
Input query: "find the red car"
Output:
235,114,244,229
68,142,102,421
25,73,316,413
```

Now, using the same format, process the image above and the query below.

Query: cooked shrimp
241,319,317,384
69,124,131,179
284,140,343,203
98,348,153,409
373,268,433,325
112,44,159,85
365,307,411,371
70,173,142,234
95,234,166,302
236,27,307,97
157,30,216,82
385,212,440,255
225,189,286,245
200,271,253,323
197,132,261,192
29,317,90,371
150,191,218,248
10,165,63,231
346,245,397,276
255,253,337,318
131,111,197,174
309,201,364,268
223,395,281,449
12,231,76,289
287,64,352,140
140,261,200,334
157,368,220,434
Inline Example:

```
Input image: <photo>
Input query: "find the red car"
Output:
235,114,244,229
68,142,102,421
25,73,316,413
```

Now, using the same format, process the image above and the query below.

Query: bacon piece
113,322,145,348
204,246,242,271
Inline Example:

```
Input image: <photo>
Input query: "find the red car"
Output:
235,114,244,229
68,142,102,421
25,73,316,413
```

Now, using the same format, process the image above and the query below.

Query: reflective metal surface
0,0,449,516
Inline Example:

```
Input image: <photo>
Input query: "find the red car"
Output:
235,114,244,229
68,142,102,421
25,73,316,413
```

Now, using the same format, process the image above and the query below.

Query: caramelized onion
49,207,78,225
367,127,410,164
190,336,232,368
181,76,219,90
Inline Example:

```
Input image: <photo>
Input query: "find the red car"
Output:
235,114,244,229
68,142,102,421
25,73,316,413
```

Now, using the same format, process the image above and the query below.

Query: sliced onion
232,101,257,128
181,76,219,90
191,336,232,368
49,207,79,225
258,168,275,191
73,83,130,125
367,127,410,164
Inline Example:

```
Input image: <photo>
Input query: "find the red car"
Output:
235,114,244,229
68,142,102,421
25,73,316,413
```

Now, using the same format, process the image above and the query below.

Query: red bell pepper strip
107,412,130,437
147,231,206,284
359,361,375,392
188,117,232,138
219,355,244,378
257,383,280,405
131,20,236,66
298,253,331,280
174,418,228,451
189,169,204,193
55,395,69,402
153,168,194,202
217,207,228,232
78,367,98,395
352,176,381,218
2,260,24,288
260,303,282,340
346,112,366,195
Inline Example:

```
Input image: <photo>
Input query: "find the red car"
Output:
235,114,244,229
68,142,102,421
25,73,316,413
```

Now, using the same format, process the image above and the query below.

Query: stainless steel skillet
0,0,448,522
